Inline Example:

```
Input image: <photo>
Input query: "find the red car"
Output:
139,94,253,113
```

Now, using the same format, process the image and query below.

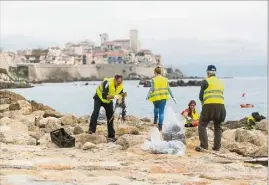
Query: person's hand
187,117,192,121
107,95,114,100
172,97,177,104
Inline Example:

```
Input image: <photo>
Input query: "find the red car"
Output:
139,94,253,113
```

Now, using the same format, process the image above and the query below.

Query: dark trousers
89,96,115,138
198,104,226,149
198,119,222,149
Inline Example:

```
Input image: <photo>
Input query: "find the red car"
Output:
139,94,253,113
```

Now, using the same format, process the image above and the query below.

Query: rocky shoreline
0,68,32,89
0,90,268,185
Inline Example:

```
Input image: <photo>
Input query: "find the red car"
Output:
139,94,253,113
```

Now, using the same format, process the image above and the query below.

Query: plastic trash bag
141,126,185,156
162,106,186,143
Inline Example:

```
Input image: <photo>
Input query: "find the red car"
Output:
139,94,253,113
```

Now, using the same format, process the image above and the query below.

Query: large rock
78,115,90,125
82,142,97,150
2,110,23,119
235,128,267,147
185,127,198,138
17,100,32,115
73,125,85,135
38,133,57,148
75,133,107,145
0,97,11,105
30,100,54,112
43,110,63,118
224,118,248,130
250,144,268,157
0,91,26,103
0,117,12,126
60,114,78,126
38,117,61,133
0,121,28,134
222,129,236,143
256,119,268,133
0,104,9,113
224,142,257,156
140,117,151,122
116,125,139,136
116,134,146,150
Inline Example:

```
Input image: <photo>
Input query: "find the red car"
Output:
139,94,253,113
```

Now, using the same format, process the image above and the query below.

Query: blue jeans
153,100,167,125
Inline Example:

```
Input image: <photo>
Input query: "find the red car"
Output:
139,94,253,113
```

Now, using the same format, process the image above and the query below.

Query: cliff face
0,68,32,89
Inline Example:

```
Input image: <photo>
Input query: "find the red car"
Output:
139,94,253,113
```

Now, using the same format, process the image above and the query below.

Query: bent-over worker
88,74,124,142
247,112,266,130
181,100,199,127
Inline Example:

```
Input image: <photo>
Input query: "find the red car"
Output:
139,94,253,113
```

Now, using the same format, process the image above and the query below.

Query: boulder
140,117,151,122
116,134,146,150
16,100,32,115
78,115,90,124
224,118,248,130
185,127,198,138
8,102,20,111
0,132,36,145
0,117,12,126
224,142,257,156
74,125,85,135
38,117,61,133
60,114,78,126
0,97,11,105
38,133,58,148
222,129,236,143
256,119,268,133
82,142,97,150
29,130,45,140
250,144,268,157
19,115,37,131
0,91,26,103
43,110,63,118
0,104,10,113
2,110,23,119
75,134,107,145
116,125,139,136
30,100,55,112
235,128,267,147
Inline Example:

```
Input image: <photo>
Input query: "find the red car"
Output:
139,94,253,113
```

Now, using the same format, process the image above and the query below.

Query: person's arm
199,80,208,103
146,80,154,99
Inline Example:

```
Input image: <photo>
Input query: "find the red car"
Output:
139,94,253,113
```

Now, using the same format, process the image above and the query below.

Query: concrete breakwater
23,64,156,82
140,79,202,87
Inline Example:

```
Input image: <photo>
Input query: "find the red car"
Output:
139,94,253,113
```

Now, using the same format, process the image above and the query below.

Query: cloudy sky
1,1,267,76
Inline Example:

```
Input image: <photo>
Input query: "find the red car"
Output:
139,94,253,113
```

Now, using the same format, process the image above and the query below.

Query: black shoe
87,130,93,134
195,146,208,152
107,137,117,142
153,116,158,125
212,146,220,151
158,124,162,132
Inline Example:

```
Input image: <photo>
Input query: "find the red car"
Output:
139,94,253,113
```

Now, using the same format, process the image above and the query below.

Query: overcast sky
1,1,267,44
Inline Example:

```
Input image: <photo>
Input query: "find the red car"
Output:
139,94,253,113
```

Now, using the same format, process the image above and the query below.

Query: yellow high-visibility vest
148,75,169,102
96,77,123,103
203,76,224,104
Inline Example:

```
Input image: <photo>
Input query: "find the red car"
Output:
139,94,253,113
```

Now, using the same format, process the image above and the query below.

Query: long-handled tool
109,92,127,124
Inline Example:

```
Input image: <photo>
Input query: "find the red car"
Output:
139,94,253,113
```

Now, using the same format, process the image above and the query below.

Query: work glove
187,117,192,121
172,97,177,104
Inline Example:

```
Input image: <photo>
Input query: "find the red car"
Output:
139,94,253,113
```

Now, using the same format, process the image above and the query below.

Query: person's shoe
158,124,162,132
212,146,220,151
107,137,117,142
153,116,158,125
195,146,208,152
87,130,93,134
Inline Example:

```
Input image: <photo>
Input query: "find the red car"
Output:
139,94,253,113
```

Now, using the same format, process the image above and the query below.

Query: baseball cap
207,65,217,72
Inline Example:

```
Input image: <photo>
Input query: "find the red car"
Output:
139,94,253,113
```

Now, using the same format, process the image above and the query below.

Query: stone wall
27,64,156,82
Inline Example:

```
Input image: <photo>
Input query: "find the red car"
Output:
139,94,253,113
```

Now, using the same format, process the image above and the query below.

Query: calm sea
8,77,267,121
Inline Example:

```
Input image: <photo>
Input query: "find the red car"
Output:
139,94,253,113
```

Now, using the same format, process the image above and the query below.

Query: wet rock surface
0,91,267,185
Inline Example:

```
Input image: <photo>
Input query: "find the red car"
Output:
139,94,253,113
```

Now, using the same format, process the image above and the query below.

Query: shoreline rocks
0,90,267,185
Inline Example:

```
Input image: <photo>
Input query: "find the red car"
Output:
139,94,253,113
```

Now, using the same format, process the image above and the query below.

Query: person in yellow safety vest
88,74,124,142
247,112,266,130
195,65,226,152
146,66,177,131
181,100,199,127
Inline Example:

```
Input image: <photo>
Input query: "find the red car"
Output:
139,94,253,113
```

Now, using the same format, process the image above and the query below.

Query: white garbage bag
162,106,186,143
141,122,185,156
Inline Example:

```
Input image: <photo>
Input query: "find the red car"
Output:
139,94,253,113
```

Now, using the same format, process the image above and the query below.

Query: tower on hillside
99,33,109,45
130,29,139,53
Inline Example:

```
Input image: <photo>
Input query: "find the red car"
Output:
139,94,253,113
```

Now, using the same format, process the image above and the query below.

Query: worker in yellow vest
146,66,177,131
195,65,226,152
247,112,266,130
88,74,124,142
